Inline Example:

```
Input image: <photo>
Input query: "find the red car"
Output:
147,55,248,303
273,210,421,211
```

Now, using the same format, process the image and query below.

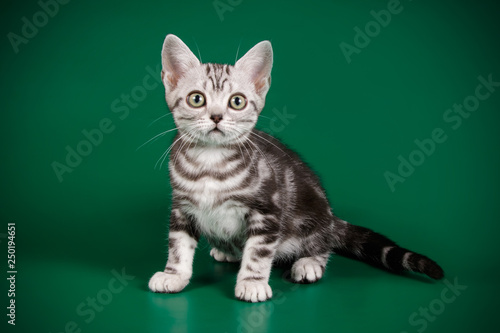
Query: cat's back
251,129,325,190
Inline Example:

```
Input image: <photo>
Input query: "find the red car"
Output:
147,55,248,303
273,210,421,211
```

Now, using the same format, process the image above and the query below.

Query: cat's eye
187,91,206,108
228,94,247,110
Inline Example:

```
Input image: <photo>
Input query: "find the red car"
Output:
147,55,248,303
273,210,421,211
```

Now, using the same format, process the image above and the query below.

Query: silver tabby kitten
148,34,443,302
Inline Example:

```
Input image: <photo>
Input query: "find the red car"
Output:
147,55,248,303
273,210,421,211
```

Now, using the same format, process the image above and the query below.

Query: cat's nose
210,114,223,124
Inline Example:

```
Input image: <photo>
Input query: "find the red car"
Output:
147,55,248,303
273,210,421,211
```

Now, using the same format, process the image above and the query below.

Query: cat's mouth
209,127,225,135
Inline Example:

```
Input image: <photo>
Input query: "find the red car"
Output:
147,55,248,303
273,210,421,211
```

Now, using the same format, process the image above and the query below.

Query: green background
1,0,499,332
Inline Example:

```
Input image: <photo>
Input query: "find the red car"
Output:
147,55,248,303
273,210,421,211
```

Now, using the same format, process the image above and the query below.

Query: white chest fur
173,147,250,240
182,196,249,239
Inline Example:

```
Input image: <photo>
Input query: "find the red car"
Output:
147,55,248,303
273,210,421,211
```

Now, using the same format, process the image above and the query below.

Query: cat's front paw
148,271,189,293
235,280,272,302
210,248,240,262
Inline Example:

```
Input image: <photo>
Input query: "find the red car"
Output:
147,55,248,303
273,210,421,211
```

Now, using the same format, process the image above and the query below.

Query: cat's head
161,34,273,146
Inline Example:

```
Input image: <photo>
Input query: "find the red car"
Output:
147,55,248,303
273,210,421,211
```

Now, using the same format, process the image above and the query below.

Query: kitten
148,34,444,302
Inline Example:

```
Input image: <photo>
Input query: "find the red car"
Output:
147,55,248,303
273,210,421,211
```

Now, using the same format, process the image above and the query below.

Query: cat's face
161,35,273,146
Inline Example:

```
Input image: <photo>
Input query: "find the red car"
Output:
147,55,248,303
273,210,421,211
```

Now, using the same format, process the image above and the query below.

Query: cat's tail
332,219,444,280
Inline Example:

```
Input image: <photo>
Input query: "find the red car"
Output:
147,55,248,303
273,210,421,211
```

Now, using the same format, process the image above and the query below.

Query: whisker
232,126,279,171
231,127,266,174
155,131,190,170
230,129,252,158
247,130,291,158
192,37,203,63
136,127,179,151
246,136,274,173
148,112,174,127
257,115,273,120
233,134,248,166
241,139,254,162
156,123,199,170
231,129,256,171
234,39,242,64
190,131,199,153
172,130,196,169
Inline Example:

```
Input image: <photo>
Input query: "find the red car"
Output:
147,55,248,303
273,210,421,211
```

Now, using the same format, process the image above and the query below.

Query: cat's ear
161,34,200,88
235,41,273,95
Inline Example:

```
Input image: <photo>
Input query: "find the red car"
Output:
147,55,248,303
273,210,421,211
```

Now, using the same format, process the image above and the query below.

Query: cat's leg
210,248,239,262
291,253,330,284
235,212,279,302
149,209,199,293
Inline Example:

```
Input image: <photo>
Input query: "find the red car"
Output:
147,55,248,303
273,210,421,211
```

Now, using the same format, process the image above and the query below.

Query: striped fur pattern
148,35,444,302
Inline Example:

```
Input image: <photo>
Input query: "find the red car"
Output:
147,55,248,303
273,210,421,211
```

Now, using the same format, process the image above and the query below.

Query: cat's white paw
148,271,189,293
210,248,239,262
235,280,272,302
291,257,324,283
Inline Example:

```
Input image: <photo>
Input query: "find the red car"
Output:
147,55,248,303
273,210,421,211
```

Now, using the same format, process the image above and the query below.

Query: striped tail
333,220,444,280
